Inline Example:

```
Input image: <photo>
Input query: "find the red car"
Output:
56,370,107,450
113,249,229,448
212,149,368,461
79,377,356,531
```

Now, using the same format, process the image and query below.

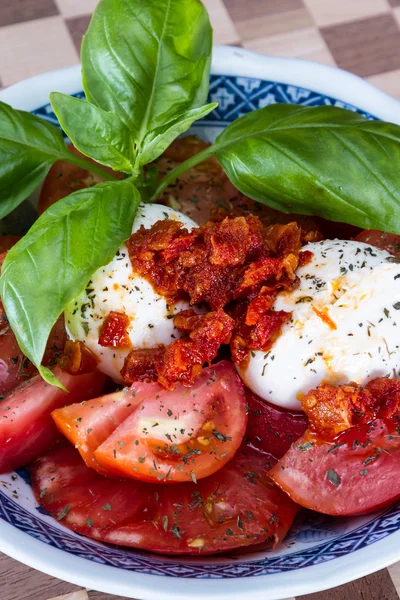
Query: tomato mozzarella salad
2,137,400,556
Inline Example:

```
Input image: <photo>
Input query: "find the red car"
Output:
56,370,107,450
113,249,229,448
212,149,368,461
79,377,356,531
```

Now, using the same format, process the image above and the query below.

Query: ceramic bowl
1,46,400,600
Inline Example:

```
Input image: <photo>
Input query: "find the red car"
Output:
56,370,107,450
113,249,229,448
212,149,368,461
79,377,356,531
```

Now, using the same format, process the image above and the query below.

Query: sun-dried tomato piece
137,220,183,252
264,222,301,256
365,378,400,418
231,308,290,365
173,309,205,333
205,215,264,266
298,250,313,267
185,263,241,310
245,295,275,326
157,309,235,388
188,309,234,347
157,340,204,388
235,256,286,297
162,230,197,262
252,310,291,349
121,346,165,384
99,311,131,348
300,378,400,439
209,191,323,240
59,340,98,375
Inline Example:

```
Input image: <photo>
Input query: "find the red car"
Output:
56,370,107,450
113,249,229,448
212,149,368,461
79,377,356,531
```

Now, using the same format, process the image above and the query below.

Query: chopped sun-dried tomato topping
121,346,165,383
59,340,98,375
158,309,235,388
301,378,400,439
98,311,131,348
124,215,306,388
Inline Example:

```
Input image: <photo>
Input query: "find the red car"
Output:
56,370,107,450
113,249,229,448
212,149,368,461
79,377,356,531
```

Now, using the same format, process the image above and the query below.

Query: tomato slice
0,249,67,394
54,362,247,483
154,136,237,225
95,362,247,482
52,382,159,475
0,366,106,473
0,307,67,396
245,391,308,459
270,415,400,516
30,441,298,554
0,236,21,253
354,230,400,257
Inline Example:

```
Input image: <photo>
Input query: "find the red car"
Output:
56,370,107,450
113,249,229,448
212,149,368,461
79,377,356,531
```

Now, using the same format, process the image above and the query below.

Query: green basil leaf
0,101,73,219
0,180,140,388
50,92,136,174
138,102,217,166
82,0,212,158
214,104,400,234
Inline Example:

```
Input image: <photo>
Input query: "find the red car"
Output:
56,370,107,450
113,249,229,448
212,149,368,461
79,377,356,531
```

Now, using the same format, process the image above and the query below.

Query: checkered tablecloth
1,1,400,599
1,0,400,99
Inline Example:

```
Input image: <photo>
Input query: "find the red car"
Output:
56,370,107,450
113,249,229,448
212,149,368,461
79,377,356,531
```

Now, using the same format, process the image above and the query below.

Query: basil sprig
0,101,116,220
153,104,400,233
77,0,214,170
0,181,140,388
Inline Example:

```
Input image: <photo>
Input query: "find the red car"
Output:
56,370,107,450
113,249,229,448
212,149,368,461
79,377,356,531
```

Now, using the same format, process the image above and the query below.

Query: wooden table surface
1,0,400,598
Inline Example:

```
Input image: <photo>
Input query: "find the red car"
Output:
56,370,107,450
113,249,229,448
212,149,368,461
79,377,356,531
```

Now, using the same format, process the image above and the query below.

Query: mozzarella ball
237,239,400,410
65,203,197,382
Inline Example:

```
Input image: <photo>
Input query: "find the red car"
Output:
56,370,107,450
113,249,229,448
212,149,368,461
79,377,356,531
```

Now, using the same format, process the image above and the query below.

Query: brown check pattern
1,0,400,598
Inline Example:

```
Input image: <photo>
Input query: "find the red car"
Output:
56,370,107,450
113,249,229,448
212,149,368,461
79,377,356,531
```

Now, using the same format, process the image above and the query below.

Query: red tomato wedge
0,237,21,253
270,415,400,516
53,362,248,483
354,230,400,257
0,308,67,396
245,391,308,459
0,366,105,473
95,362,247,482
0,250,67,394
52,382,159,475
30,441,298,554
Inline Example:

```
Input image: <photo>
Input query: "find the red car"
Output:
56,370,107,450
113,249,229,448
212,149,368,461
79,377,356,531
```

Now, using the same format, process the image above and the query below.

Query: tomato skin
94,362,247,483
0,250,67,395
245,391,308,459
0,367,106,473
354,230,400,257
52,382,159,475
0,306,67,396
0,237,20,253
31,441,298,554
270,416,400,516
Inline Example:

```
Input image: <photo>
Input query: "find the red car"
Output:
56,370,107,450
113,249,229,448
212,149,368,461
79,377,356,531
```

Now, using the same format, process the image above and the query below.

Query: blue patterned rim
1,73,389,580
32,74,375,126
1,479,399,579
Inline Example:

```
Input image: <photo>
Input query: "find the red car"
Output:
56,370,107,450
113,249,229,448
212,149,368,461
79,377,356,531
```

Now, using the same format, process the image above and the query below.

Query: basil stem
61,150,118,182
150,145,215,202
